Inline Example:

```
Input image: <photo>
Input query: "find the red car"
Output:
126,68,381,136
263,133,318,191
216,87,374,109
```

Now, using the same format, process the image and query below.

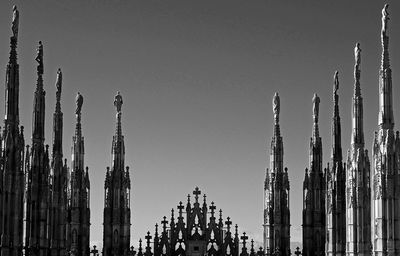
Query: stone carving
56,69,62,94
11,5,19,39
382,4,389,33
312,93,320,122
334,71,339,95
374,173,382,200
114,91,123,113
273,92,280,123
354,43,361,68
35,41,44,75
76,92,83,115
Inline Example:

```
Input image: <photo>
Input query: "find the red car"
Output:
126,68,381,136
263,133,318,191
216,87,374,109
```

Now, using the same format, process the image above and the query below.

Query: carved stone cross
294,247,301,256
241,232,248,247
210,202,216,215
193,187,201,200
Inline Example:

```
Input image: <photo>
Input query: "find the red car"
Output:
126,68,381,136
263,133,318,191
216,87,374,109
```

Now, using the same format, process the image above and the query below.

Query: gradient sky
0,0,399,248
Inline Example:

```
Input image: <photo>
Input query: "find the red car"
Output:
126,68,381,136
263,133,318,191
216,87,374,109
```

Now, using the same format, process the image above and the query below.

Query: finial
382,4,389,34
272,92,280,124
312,93,320,123
11,5,19,39
56,68,62,95
75,92,83,115
114,91,123,113
354,43,361,68
334,71,339,95
35,41,44,75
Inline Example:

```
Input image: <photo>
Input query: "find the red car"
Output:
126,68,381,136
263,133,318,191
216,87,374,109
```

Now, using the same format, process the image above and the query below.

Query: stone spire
331,71,342,163
49,68,68,256
326,71,345,256
310,93,322,172
378,3,394,129
0,6,25,256
103,92,131,256
4,5,20,129
67,92,90,256
112,91,125,172
372,4,400,255
352,43,364,147
346,43,371,256
264,93,290,256
25,40,51,256
32,41,45,143
303,94,325,256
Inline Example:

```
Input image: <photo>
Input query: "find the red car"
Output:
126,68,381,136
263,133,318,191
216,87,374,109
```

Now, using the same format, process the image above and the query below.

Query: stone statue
354,43,361,67
76,92,83,115
35,41,44,75
312,93,320,121
334,71,339,95
382,4,389,33
272,92,280,123
11,5,19,39
56,68,62,93
114,91,123,113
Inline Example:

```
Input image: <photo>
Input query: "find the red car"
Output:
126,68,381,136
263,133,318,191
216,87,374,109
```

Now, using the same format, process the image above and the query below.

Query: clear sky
0,0,399,248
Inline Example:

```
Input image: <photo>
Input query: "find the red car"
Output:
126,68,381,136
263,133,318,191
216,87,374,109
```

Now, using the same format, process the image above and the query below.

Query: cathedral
0,3,399,256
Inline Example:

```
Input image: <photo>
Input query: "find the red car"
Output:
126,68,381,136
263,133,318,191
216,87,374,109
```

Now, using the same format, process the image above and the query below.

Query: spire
270,92,283,174
331,71,342,162
75,92,83,138
312,93,320,139
32,41,45,143
4,5,20,128
352,43,364,147
112,91,125,172
72,92,84,173
52,68,63,157
272,92,280,137
378,4,394,129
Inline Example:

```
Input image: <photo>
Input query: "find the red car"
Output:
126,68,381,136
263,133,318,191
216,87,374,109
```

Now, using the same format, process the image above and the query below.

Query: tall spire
112,91,125,172
32,41,45,143
4,5,20,128
270,92,282,173
52,68,63,156
332,71,342,162
312,93,320,140
352,43,364,147
378,4,394,129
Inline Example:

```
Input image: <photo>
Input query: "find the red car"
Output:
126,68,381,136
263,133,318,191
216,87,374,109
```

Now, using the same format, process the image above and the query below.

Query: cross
241,232,248,248
178,201,184,212
90,245,99,256
187,194,191,203
210,202,216,215
155,223,159,235
225,217,232,230
145,232,152,247
193,187,201,201
294,247,301,256
161,216,168,231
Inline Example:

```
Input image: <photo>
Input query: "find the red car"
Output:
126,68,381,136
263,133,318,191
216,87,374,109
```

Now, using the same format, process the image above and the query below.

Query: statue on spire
312,93,320,122
334,71,339,95
35,41,44,75
381,4,389,33
114,91,123,113
272,92,280,124
76,92,83,115
56,68,62,102
354,43,361,68
11,5,19,39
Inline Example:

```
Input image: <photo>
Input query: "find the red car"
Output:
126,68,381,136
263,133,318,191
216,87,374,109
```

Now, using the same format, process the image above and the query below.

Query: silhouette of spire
378,4,394,129
5,5,20,128
32,41,45,143
331,71,342,163
112,91,125,173
352,43,364,147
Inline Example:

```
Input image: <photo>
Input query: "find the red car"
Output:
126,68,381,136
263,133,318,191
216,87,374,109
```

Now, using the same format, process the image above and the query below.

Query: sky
0,0,399,248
